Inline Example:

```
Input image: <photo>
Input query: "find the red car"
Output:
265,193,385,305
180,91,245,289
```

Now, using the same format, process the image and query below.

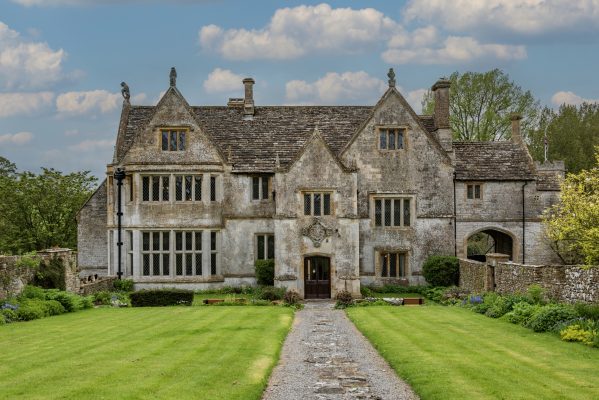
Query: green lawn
0,306,293,400
348,305,599,400
370,292,422,298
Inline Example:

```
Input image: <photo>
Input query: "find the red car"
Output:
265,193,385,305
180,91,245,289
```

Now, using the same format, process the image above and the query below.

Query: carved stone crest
302,218,334,247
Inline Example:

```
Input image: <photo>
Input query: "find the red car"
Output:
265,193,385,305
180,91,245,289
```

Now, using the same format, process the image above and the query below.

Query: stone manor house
77,68,564,299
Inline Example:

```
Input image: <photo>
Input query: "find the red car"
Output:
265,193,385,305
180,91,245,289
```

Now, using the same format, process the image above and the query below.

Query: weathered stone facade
77,69,564,298
459,257,599,303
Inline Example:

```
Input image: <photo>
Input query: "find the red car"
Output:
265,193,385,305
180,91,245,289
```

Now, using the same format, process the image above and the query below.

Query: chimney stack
243,77,255,119
431,77,452,152
432,78,451,129
510,113,523,144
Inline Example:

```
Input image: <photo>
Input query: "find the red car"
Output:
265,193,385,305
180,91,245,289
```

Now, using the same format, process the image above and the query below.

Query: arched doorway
467,229,514,261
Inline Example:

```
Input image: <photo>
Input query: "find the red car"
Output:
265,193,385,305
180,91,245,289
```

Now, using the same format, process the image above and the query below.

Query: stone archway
466,228,515,261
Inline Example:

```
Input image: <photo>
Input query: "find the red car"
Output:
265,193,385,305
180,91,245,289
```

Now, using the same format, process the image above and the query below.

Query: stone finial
120,82,130,101
227,145,232,162
387,68,396,88
169,67,177,87
275,152,280,169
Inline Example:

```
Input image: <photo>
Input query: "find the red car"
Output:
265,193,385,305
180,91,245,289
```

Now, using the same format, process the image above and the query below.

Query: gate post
485,253,510,292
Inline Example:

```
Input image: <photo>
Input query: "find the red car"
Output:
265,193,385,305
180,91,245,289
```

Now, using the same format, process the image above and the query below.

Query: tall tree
528,103,599,173
543,147,599,264
0,163,97,254
422,69,541,141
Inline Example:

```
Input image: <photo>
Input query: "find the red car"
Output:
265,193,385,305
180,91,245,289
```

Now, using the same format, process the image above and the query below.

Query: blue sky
1,0,598,179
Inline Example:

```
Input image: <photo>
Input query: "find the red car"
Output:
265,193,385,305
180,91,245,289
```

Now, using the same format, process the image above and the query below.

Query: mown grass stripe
348,306,599,400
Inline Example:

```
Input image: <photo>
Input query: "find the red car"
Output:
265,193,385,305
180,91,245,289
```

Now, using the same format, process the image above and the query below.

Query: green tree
422,69,540,141
528,103,599,173
0,156,16,177
0,162,97,254
543,147,599,265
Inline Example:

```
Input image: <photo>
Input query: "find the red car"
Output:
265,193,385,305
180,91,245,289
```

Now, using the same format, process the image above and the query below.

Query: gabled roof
453,141,536,181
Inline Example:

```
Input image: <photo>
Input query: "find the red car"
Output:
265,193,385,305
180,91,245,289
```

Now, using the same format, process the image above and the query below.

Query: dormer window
161,129,186,151
378,127,405,150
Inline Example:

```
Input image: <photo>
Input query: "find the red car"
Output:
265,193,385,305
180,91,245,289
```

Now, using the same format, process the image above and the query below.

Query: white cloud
551,91,599,107
68,139,113,152
64,129,79,136
286,71,387,104
0,22,66,89
0,92,54,117
131,92,147,104
404,0,599,37
56,90,121,115
203,68,245,93
285,70,427,111
0,131,33,145
383,35,526,64
199,4,399,60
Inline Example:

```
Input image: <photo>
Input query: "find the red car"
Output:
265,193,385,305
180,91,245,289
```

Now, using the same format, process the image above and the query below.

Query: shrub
335,290,354,308
526,304,579,332
422,286,446,302
1,308,18,323
130,289,194,307
113,279,134,292
560,324,597,346
574,303,599,321
527,284,546,305
471,292,499,314
42,299,66,316
20,285,46,300
45,290,81,312
503,302,541,325
16,301,45,321
93,291,113,305
485,294,530,319
80,296,94,309
360,286,374,298
283,290,301,305
255,259,275,286
256,286,285,301
422,256,459,287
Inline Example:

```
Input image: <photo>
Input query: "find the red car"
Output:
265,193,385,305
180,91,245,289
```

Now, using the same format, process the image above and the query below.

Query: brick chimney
510,113,523,144
431,77,452,152
243,77,255,119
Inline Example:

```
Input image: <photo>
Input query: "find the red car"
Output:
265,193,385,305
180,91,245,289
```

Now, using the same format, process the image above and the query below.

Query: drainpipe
521,181,528,264
453,172,457,256
114,168,126,280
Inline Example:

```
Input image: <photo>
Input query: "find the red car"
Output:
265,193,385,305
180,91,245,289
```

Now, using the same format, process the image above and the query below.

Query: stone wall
458,258,487,293
77,180,108,277
79,276,117,295
459,257,599,303
0,249,79,299
0,255,36,300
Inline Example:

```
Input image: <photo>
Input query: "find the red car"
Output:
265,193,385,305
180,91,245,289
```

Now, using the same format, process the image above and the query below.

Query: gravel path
262,301,418,400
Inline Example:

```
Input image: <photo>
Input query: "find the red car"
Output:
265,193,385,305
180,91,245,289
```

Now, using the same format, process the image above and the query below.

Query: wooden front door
304,256,331,299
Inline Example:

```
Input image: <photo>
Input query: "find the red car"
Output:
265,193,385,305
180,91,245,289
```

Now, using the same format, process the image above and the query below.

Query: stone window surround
251,175,272,201
369,193,415,229
136,172,222,204
302,190,334,216
131,229,220,279
255,233,275,260
374,247,410,279
465,182,483,201
160,127,189,152
376,125,408,152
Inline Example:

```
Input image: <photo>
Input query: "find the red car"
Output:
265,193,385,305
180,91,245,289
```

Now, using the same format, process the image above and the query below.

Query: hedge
130,289,194,307
255,259,275,286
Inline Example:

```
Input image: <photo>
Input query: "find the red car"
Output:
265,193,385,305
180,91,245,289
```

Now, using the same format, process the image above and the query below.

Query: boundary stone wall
459,255,599,303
